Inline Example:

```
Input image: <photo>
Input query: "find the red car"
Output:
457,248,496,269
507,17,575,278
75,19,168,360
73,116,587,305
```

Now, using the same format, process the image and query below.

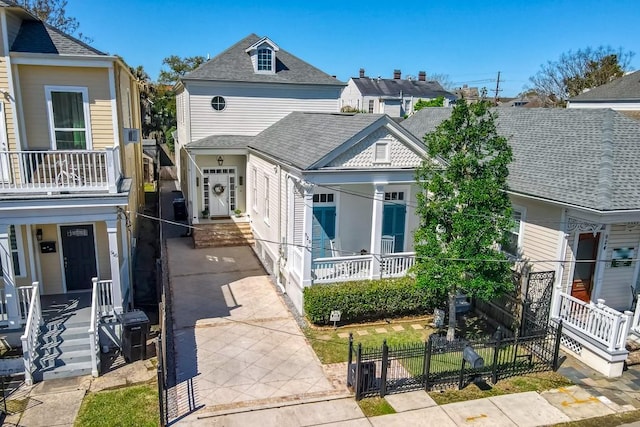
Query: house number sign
67,228,88,237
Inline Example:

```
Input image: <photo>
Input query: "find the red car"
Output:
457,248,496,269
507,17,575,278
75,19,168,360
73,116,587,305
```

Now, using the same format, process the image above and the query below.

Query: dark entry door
61,224,97,291
383,204,406,252
571,233,600,303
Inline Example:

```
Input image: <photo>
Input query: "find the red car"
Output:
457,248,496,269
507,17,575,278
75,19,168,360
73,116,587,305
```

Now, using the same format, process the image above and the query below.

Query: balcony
0,148,122,195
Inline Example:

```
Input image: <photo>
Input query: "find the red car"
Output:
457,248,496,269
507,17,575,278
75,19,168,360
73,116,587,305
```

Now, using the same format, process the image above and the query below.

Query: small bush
303,277,443,325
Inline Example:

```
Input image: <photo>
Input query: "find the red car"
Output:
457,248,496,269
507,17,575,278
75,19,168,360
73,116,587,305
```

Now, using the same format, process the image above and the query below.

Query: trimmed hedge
303,277,443,325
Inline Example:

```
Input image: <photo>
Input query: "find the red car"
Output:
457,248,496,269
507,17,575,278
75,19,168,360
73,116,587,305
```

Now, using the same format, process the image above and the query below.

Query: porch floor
40,291,92,324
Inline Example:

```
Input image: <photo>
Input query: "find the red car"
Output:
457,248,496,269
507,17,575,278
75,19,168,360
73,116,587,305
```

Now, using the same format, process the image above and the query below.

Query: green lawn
74,382,159,427
357,397,396,417
304,318,435,364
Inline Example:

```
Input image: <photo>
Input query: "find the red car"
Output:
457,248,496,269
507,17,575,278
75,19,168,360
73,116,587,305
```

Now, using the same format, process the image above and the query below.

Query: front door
571,233,600,302
382,203,406,253
312,206,336,259
61,225,97,291
203,167,236,218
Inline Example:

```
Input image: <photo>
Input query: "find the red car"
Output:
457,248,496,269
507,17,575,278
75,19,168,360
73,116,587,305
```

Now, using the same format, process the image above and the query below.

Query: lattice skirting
561,334,583,355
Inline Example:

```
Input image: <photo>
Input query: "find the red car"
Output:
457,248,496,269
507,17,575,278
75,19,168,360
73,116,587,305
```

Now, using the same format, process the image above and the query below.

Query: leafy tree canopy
528,46,634,106
414,96,445,112
158,55,206,85
414,100,514,339
19,0,91,42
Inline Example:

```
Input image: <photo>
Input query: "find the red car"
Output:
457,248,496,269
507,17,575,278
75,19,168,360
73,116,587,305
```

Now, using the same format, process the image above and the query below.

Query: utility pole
493,71,502,105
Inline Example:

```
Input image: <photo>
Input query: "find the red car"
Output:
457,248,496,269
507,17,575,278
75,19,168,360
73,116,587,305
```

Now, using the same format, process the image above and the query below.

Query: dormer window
246,36,280,74
257,48,272,71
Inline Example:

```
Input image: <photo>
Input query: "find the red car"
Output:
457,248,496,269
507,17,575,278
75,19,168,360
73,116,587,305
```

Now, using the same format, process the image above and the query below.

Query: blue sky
67,0,640,97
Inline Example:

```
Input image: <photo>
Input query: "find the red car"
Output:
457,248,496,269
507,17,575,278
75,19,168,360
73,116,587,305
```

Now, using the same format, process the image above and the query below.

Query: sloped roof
11,20,105,55
351,77,456,100
249,112,388,169
402,107,640,212
183,34,344,86
186,135,253,149
570,70,640,102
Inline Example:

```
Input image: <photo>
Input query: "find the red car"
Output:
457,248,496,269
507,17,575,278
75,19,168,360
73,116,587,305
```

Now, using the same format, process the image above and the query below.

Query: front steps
626,338,640,366
34,317,93,382
193,220,254,248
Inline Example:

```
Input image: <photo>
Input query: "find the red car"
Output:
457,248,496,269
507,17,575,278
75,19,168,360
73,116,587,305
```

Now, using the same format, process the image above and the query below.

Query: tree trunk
447,288,457,340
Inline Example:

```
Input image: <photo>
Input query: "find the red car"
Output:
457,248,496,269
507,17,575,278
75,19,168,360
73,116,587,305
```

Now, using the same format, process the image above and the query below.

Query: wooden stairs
193,221,255,248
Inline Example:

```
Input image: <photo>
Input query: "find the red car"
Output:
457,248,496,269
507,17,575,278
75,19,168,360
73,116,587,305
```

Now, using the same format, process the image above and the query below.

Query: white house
340,68,456,117
174,34,345,224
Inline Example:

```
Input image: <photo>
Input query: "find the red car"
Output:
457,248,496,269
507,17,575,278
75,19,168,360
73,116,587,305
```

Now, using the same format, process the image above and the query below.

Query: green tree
528,46,634,106
158,55,206,85
19,0,91,42
413,96,445,112
414,100,514,340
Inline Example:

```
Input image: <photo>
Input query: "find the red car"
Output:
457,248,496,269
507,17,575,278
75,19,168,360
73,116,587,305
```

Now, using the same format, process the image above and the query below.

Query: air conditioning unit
124,128,140,144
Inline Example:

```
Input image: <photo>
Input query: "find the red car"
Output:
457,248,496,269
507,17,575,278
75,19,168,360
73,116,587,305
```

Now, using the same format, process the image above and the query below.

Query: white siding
328,127,423,168
598,224,640,311
568,101,640,111
337,184,373,253
187,81,342,139
340,79,363,111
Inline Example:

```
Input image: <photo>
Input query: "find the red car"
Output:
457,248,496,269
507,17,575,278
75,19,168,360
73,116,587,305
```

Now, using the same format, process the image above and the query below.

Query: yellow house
0,4,143,383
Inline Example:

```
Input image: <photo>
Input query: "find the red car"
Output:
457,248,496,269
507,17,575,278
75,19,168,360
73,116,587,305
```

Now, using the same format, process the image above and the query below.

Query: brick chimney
393,69,401,80
418,71,426,81
359,68,365,78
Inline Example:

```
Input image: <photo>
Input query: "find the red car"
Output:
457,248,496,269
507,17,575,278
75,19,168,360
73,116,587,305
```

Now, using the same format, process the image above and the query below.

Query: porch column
301,182,314,287
369,183,385,280
106,220,123,314
187,150,199,224
119,214,132,309
0,225,21,328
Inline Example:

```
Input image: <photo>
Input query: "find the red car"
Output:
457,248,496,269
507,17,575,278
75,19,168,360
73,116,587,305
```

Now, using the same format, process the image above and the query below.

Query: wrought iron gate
520,271,555,336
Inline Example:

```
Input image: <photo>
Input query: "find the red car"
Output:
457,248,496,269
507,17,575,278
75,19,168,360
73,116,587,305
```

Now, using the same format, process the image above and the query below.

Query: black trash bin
173,197,187,221
120,310,150,363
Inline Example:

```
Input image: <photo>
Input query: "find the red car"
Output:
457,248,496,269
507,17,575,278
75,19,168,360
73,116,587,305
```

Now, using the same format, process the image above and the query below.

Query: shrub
303,277,443,325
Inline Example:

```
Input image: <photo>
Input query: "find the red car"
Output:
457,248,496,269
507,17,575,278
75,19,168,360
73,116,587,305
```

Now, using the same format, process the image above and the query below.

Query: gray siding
599,225,640,311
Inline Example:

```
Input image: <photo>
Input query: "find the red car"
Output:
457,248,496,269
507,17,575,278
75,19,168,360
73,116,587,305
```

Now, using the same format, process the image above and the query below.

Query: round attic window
211,96,226,111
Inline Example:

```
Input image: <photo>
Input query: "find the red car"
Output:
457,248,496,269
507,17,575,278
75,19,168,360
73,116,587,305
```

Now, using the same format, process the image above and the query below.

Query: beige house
0,3,143,383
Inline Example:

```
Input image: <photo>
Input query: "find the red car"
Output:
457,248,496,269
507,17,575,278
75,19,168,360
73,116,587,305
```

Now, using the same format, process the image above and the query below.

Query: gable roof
11,20,105,56
186,134,253,150
249,112,419,170
183,34,344,86
569,70,640,102
402,107,640,212
351,77,456,100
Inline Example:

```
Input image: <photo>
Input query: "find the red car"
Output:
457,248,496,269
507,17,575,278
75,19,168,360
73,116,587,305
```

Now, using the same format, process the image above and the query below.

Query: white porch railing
89,278,102,378
0,148,121,194
96,279,115,318
381,252,416,278
20,282,41,386
632,295,640,335
18,285,33,323
312,255,373,284
556,292,632,351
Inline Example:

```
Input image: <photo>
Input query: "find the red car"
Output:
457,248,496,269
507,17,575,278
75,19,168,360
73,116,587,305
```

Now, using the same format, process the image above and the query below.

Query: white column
187,151,199,224
301,182,314,287
119,214,132,309
369,183,385,279
106,220,123,314
0,225,21,327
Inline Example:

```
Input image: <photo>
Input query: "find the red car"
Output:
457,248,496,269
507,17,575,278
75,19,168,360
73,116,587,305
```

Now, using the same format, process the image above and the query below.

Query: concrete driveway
167,239,337,421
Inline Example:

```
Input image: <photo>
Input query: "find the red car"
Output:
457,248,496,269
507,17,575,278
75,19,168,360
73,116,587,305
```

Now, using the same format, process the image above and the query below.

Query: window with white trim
0,225,24,277
252,167,258,211
504,209,524,256
257,48,273,71
313,193,335,204
373,142,390,163
45,86,91,150
264,175,270,222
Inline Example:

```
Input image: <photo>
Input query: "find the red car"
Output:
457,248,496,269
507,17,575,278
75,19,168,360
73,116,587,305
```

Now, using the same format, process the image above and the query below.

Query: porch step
626,339,640,366
34,319,94,381
35,360,93,381
193,221,255,249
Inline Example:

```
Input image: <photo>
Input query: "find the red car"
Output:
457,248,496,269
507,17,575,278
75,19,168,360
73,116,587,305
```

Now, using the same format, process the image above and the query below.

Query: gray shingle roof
352,77,456,100
186,135,254,150
249,112,386,169
11,20,105,55
184,34,344,86
569,70,640,102
402,107,640,211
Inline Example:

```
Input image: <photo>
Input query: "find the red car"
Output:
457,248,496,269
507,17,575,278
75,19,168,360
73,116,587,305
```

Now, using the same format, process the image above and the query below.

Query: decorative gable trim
244,37,280,53
245,37,280,74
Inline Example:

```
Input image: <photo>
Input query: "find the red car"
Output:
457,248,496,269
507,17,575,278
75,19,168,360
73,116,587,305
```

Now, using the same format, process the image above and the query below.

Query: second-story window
257,48,272,71
46,86,91,150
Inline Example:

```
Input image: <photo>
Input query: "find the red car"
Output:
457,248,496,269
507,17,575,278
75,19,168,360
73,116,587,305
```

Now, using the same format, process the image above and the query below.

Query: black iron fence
347,322,563,400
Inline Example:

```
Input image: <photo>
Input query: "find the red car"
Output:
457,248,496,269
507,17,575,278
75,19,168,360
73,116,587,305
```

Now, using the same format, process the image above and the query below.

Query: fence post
156,335,166,427
492,326,503,384
520,300,530,337
380,340,388,398
355,343,363,400
423,337,433,391
347,333,353,388
458,356,466,390
553,320,563,371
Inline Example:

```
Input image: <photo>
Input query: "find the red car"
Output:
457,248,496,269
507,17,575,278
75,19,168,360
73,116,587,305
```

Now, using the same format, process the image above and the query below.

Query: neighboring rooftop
350,69,456,100
186,135,254,150
569,70,640,102
402,107,640,211
249,112,387,170
183,33,344,86
10,19,105,56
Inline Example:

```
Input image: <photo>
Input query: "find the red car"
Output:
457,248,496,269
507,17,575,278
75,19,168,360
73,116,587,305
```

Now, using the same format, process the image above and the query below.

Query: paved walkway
167,240,340,423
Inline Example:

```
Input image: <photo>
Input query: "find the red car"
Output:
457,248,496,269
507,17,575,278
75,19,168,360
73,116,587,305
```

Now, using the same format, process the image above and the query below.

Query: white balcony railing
312,255,373,284
20,282,42,386
96,278,115,317
381,252,416,278
0,148,121,194
555,292,632,352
